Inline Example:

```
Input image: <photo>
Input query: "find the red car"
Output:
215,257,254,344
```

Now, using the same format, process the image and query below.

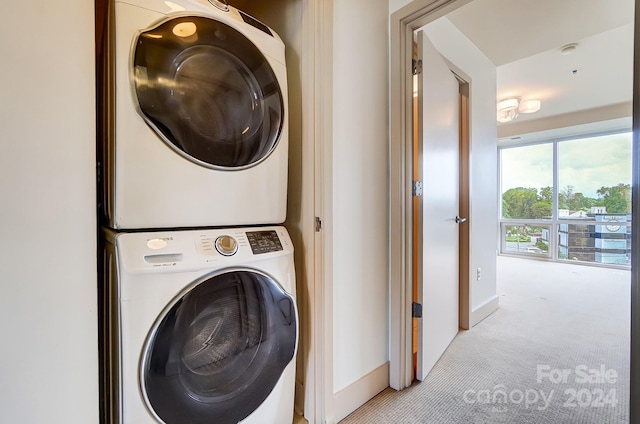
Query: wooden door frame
389,0,472,390
458,80,471,330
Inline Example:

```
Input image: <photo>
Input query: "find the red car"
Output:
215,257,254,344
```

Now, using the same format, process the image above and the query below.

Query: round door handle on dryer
455,216,467,224
208,0,229,11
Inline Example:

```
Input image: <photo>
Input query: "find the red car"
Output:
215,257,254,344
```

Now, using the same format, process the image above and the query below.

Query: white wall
332,0,390,396
423,17,499,323
0,1,98,423
237,2,391,420
389,0,413,13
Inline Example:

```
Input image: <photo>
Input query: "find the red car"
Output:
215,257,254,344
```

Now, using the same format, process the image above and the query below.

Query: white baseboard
333,362,389,422
470,295,499,326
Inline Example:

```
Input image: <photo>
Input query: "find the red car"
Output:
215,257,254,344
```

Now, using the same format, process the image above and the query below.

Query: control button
147,238,168,250
215,235,238,256
208,0,229,11
246,230,283,254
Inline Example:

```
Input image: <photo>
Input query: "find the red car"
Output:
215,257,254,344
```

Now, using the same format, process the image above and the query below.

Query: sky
500,132,632,199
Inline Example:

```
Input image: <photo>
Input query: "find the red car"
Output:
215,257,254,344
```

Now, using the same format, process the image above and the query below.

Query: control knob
215,235,238,256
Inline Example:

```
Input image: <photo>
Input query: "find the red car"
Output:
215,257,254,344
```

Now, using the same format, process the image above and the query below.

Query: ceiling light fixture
497,97,541,123
497,98,520,123
518,99,541,114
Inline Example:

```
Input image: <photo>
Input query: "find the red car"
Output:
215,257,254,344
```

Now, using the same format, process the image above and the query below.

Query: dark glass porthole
141,270,296,424
133,17,284,169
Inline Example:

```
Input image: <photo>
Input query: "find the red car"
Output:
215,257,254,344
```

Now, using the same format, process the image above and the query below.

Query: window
500,143,553,220
499,131,632,267
558,134,632,217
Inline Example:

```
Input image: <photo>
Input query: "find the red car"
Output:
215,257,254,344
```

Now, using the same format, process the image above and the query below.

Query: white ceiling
444,0,635,139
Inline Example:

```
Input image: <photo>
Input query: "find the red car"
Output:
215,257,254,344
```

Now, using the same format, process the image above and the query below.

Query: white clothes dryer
100,0,289,229
100,226,297,424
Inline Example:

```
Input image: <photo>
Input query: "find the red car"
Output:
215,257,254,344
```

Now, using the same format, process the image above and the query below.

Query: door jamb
629,2,639,421
389,0,471,390
297,0,334,422
458,79,471,331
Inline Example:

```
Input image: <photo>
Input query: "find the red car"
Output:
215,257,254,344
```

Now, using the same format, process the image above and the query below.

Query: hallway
339,256,630,423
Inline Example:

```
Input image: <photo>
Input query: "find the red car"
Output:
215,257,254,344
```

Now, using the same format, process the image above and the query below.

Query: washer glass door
133,16,284,169
141,270,297,424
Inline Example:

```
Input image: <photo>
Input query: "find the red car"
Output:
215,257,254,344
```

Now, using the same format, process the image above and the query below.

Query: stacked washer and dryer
97,1,297,423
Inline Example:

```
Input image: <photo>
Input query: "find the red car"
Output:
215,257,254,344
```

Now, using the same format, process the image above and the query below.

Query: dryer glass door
141,270,296,424
133,16,284,169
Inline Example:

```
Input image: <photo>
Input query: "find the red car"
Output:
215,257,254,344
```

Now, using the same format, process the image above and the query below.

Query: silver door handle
455,216,467,223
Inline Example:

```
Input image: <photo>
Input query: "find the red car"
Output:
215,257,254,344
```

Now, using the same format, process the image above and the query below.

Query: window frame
498,129,632,268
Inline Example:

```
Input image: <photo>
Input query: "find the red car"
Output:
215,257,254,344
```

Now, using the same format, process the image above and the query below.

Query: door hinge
315,216,323,232
412,302,423,318
412,180,423,197
412,59,422,75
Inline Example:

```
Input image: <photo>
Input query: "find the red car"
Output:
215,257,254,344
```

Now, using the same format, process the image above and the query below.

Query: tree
597,183,631,214
502,198,512,219
558,185,595,212
502,187,551,219
558,185,574,210
571,192,595,211
539,186,553,204
532,200,551,219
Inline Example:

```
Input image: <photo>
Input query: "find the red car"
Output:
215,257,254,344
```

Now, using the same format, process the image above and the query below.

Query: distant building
593,214,631,265
557,212,630,265
558,209,590,219
558,222,595,262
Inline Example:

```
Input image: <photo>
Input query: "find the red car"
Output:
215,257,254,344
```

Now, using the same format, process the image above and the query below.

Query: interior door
415,29,460,381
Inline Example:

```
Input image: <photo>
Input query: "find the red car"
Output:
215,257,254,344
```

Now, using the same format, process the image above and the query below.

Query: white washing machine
100,226,297,424
100,0,289,229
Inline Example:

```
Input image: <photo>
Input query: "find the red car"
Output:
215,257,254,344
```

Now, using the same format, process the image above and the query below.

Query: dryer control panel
246,230,283,254
110,226,292,274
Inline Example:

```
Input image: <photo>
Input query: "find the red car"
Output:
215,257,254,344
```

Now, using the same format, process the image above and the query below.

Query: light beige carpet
339,256,630,423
